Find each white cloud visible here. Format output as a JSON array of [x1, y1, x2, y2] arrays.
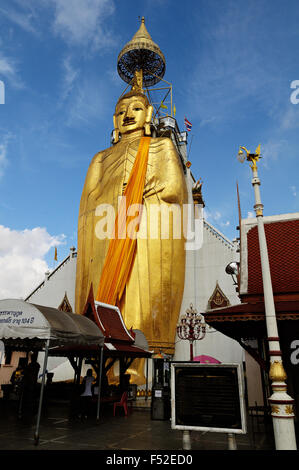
[[280, 106, 299, 130], [261, 140, 288, 168], [64, 75, 111, 127], [1, 1, 116, 52], [0, 53, 23, 88], [0, 133, 14, 178], [61, 55, 80, 100], [290, 186, 297, 197], [50, 0, 115, 50], [0, 4, 38, 35], [247, 211, 255, 218], [221, 220, 230, 227], [0, 56, 16, 77], [204, 208, 231, 228], [0, 226, 65, 299], [0, 144, 8, 178], [189, 4, 284, 123]]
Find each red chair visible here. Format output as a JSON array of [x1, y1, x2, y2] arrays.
[[113, 392, 128, 417]]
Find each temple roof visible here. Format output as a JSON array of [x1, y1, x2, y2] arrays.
[[81, 286, 151, 358], [247, 219, 299, 296], [240, 213, 299, 298], [204, 213, 299, 345]]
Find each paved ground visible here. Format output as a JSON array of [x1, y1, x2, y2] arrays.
[[0, 398, 277, 452]]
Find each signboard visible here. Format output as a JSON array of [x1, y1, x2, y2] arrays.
[[0, 310, 36, 327], [171, 363, 247, 434]]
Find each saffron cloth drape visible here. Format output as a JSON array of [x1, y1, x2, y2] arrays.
[[95, 136, 151, 305]]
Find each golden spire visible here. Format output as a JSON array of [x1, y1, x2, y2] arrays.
[[117, 17, 166, 87], [132, 16, 153, 42]]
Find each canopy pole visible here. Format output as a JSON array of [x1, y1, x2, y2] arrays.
[[145, 358, 149, 401], [96, 346, 104, 421], [34, 339, 50, 445]]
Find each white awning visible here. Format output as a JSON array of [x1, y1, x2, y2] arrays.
[[0, 299, 104, 348]]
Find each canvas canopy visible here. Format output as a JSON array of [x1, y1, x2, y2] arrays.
[[0, 299, 105, 445], [0, 299, 104, 348]]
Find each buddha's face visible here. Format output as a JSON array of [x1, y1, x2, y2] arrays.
[[114, 95, 150, 135]]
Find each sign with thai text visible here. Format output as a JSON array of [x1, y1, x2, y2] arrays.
[[171, 363, 247, 434], [0, 310, 35, 326]]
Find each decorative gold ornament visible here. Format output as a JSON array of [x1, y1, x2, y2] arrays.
[[58, 292, 73, 313], [237, 144, 261, 172], [131, 69, 143, 93], [269, 361, 287, 382], [285, 405, 294, 415], [192, 178, 205, 207], [271, 405, 280, 415], [186, 161, 191, 168]]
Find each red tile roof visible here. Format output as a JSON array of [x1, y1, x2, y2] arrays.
[[81, 284, 150, 357], [247, 219, 299, 295], [94, 304, 134, 343]]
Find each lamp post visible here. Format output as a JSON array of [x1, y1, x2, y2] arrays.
[[237, 145, 297, 450], [177, 304, 206, 361]]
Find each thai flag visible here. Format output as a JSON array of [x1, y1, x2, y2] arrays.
[[184, 116, 192, 132]]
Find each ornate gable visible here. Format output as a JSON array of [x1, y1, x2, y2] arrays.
[[207, 282, 230, 310], [58, 292, 73, 313]]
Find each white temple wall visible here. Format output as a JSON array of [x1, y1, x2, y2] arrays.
[[25, 248, 77, 311], [174, 169, 244, 364], [24, 248, 77, 373]]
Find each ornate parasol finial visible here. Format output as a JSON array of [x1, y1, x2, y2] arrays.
[[117, 17, 166, 88]]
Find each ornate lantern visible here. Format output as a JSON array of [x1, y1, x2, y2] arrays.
[[176, 304, 206, 361]]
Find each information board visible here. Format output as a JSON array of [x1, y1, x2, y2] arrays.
[[171, 363, 247, 434]]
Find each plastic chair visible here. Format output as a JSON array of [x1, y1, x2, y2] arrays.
[[113, 392, 128, 417]]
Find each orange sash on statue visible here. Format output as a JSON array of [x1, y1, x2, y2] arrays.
[[95, 136, 151, 305]]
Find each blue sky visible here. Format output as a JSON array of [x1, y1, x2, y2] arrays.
[[0, 0, 298, 298]]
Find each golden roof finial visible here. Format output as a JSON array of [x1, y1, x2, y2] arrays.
[[117, 17, 166, 87], [133, 16, 152, 41]]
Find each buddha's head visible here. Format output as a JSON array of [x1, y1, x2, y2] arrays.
[[113, 91, 153, 142]]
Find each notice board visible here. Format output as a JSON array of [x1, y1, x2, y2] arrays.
[[171, 363, 247, 434]]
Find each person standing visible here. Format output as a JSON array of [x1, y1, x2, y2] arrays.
[[20, 352, 40, 420], [79, 369, 95, 419]]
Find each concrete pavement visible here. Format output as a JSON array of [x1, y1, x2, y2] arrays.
[[0, 399, 276, 451]]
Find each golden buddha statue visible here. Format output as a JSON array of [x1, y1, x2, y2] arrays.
[[75, 18, 188, 355]]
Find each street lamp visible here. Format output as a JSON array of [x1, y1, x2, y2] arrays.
[[225, 261, 239, 286], [177, 304, 206, 361], [237, 144, 297, 450]]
